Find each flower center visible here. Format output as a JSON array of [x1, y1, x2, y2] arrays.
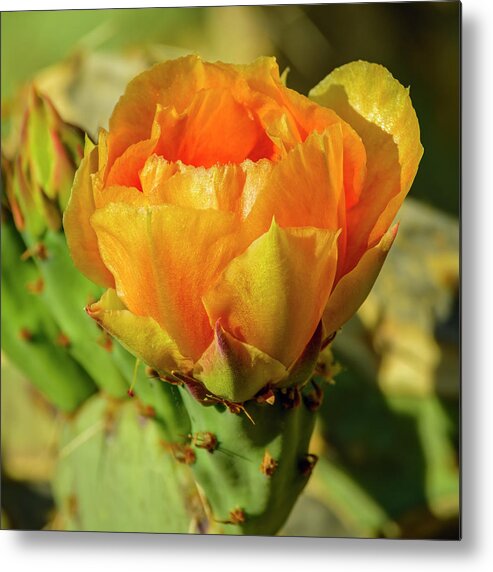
[[153, 88, 277, 168]]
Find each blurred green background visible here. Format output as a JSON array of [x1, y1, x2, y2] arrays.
[[1, 2, 460, 216], [1, 3, 460, 538]]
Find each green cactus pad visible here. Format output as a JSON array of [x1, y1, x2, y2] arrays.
[[53, 394, 198, 533]]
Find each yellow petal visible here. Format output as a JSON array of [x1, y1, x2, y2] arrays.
[[63, 136, 114, 287], [277, 320, 323, 389], [91, 203, 237, 361], [139, 154, 274, 221], [194, 320, 287, 403], [323, 224, 398, 337], [138, 154, 179, 198], [87, 288, 191, 374], [140, 155, 244, 212], [94, 184, 146, 209], [204, 220, 339, 368], [310, 61, 423, 271]]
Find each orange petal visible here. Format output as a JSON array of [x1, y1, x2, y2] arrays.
[[106, 56, 282, 171], [323, 223, 398, 337], [245, 126, 346, 237], [87, 288, 192, 374], [154, 88, 275, 167], [63, 136, 114, 287], [105, 137, 158, 189], [310, 61, 423, 270], [194, 320, 287, 403], [91, 203, 237, 361], [204, 220, 339, 368]]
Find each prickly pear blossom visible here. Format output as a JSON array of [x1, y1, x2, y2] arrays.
[[64, 56, 422, 403]]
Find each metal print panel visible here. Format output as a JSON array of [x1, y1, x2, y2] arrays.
[[1, 2, 460, 539]]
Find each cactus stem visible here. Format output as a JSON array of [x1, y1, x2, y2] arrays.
[[298, 453, 319, 477], [260, 450, 278, 477]]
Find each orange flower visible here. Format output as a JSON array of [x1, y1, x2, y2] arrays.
[[64, 56, 422, 403]]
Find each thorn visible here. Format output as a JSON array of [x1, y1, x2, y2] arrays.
[[162, 373, 183, 386], [260, 450, 278, 476], [26, 277, 44, 294], [226, 402, 255, 425], [140, 404, 156, 418], [56, 332, 71, 348], [255, 386, 276, 405], [19, 327, 33, 341], [126, 357, 140, 397], [192, 432, 218, 453], [20, 242, 48, 261], [298, 453, 319, 477], [216, 507, 246, 525], [172, 444, 196, 465]]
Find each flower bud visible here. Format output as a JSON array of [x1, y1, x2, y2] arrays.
[[4, 87, 84, 237], [65, 56, 422, 403]]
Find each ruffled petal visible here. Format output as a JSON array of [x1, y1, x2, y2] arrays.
[[245, 126, 346, 239], [194, 320, 287, 403], [106, 55, 283, 171], [309, 61, 423, 271], [204, 220, 339, 368], [140, 155, 244, 212]]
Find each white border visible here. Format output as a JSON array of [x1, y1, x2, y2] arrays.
[[2, 0, 493, 571]]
